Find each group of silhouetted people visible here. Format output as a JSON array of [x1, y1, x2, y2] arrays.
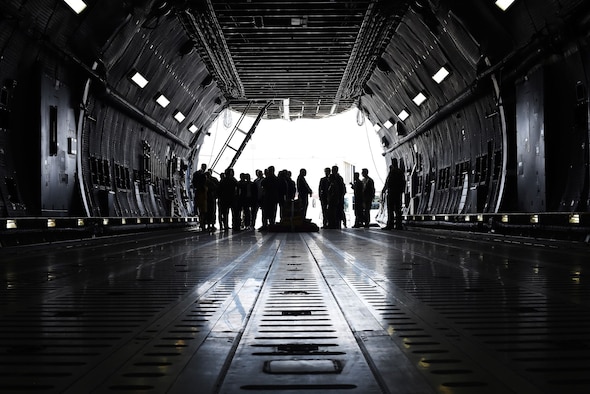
[[318, 165, 378, 229], [192, 159, 405, 232], [191, 164, 313, 232], [350, 168, 376, 228], [318, 165, 345, 229]]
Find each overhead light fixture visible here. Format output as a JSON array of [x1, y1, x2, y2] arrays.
[[373, 123, 381, 132], [188, 124, 198, 133], [383, 120, 393, 129], [174, 111, 186, 123], [155, 93, 170, 108], [569, 214, 580, 224], [63, 0, 87, 13], [413, 92, 427, 106], [398, 109, 410, 121], [432, 66, 450, 83], [495, 0, 515, 11], [130, 71, 149, 88]]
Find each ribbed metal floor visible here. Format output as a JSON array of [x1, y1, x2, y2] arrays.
[[1, 228, 589, 393]]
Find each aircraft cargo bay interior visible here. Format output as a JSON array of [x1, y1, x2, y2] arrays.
[[1, 1, 590, 393]]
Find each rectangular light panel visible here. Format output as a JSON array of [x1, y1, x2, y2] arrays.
[[398, 110, 410, 121], [63, 0, 87, 13], [495, 0, 515, 11], [432, 66, 450, 83], [131, 72, 149, 88], [383, 120, 393, 129], [569, 214, 580, 224], [188, 124, 198, 133], [156, 94, 170, 108], [413, 92, 427, 106], [174, 111, 186, 123]]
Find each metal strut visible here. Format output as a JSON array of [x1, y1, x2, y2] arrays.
[[210, 101, 273, 174], [228, 101, 273, 169], [210, 101, 253, 173]]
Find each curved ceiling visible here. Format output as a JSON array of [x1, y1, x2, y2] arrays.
[[178, 0, 407, 119], [2, 0, 589, 155]]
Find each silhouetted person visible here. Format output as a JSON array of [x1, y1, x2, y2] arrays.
[[277, 170, 289, 220], [351, 172, 363, 228], [206, 169, 218, 231], [382, 158, 405, 230], [230, 171, 242, 230], [238, 173, 257, 229], [286, 171, 296, 220], [191, 163, 208, 230], [217, 172, 225, 229], [252, 169, 264, 228], [261, 166, 280, 229], [327, 165, 345, 229], [318, 167, 331, 228], [361, 168, 375, 228], [297, 168, 312, 218], [237, 173, 247, 229], [218, 168, 238, 231], [286, 171, 296, 202]]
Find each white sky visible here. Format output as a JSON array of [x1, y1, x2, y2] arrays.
[[198, 108, 388, 195]]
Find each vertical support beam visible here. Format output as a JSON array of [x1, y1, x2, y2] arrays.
[[515, 69, 546, 212]]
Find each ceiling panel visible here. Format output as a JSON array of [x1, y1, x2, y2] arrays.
[[179, 0, 407, 119]]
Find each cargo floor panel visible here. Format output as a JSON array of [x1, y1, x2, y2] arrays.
[[0, 228, 588, 393]]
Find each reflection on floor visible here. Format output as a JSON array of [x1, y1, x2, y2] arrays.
[[0, 227, 588, 393]]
